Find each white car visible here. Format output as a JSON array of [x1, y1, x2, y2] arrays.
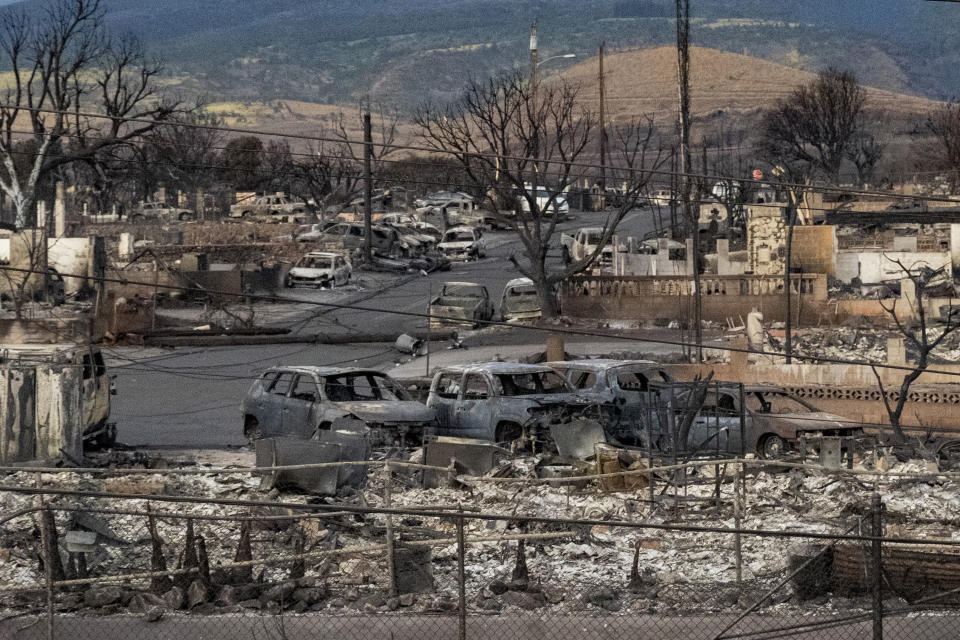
[[438, 226, 486, 260], [517, 186, 570, 217], [285, 252, 351, 288]]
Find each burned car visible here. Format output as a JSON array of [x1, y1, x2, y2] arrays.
[[547, 359, 673, 402], [429, 282, 495, 328], [499, 277, 542, 322], [426, 363, 595, 446], [623, 382, 865, 460], [242, 366, 436, 447], [284, 251, 351, 288]]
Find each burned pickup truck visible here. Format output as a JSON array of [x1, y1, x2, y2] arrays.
[[429, 282, 495, 328], [242, 366, 436, 447], [426, 363, 597, 447]]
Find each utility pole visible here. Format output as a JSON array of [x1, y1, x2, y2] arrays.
[[363, 109, 373, 265], [529, 22, 538, 102], [598, 41, 607, 191], [675, 0, 701, 363], [529, 22, 539, 217]]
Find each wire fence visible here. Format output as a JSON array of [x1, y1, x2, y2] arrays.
[[1, 459, 959, 640]]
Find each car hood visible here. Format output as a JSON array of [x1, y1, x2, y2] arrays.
[[289, 267, 334, 277], [334, 401, 436, 424], [763, 412, 853, 430], [438, 240, 475, 250]]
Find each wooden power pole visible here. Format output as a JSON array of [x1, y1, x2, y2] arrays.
[[363, 109, 373, 265], [675, 0, 702, 363], [598, 42, 607, 191]]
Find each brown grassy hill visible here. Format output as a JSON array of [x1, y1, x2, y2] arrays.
[[558, 46, 940, 125]]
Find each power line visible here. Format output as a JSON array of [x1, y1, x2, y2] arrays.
[[3, 101, 960, 206], [5, 263, 960, 379]]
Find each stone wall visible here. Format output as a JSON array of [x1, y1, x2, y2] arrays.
[[745, 204, 786, 275]]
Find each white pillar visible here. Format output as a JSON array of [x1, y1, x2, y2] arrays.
[[54, 181, 66, 237]]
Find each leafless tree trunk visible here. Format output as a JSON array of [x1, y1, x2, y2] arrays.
[[759, 68, 873, 184], [927, 101, 960, 193], [871, 261, 960, 448], [0, 0, 184, 229], [416, 72, 666, 318]]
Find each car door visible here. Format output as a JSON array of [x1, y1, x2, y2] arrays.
[[334, 257, 350, 284], [281, 374, 321, 438], [689, 390, 741, 455], [429, 372, 462, 434], [260, 370, 295, 437], [454, 373, 494, 440]]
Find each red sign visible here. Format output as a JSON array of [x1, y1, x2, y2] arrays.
[[752, 169, 763, 181]]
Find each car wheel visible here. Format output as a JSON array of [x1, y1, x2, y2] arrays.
[[758, 434, 786, 459], [93, 422, 117, 449], [244, 416, 260, 443], [293, 208, 304, 214], [284, 277, 293, 288], [241, 211, 252, 218], [562, 246, 571, 264], [178, 212, 193, 221], [495, 422, 523, 445]]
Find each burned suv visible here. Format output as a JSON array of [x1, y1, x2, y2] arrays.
[[242, 366, 436, 447], [426, 363, 594, 446]]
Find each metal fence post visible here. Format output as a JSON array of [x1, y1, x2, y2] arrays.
[[383, 462, 397, 597], [871, 492, 883, 640], [733, 462, 743, 590], [39, 505, 54, 640], [456, 506, 467, 640]]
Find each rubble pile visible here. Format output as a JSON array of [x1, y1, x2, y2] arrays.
[[789, 327, 891, 363], [2, 455, 957, 620]]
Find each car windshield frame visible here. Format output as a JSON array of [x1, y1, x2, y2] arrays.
[[494, 371, 569, 396], [745, 391, 818, 415], [321, 372, 411, 402]]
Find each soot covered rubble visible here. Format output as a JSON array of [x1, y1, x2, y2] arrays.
[[0, 454, 957, 620]]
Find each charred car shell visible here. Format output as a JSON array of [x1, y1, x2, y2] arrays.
[[242, 366, 436, 447]]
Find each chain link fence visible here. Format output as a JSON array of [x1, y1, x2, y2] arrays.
[[1, 459, 959, 640]]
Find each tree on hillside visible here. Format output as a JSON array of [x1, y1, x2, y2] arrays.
[[927, 100, 960, 192], [290, 105, 399, 219], [221, 136, 264, 191], [0, 0, 185, 229], [146, 112, 225, 197], [416, 71, 666, 318], [759, 68, 878, 184]]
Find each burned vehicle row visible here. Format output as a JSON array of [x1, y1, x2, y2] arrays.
[[242, 366, 436, 447], [544, 360, 866, 460]]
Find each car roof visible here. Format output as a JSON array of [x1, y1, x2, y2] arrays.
[[263, 366, 386, 377], [445, 226, 476, 233], [443, 281, 483, 287], [303, 251, 339, 258], [742, 384, 788, 393], [439, 362, 555, 375], [504, 277, 534, 289], [545, 359, 661, 371], [578, 227, 605, 233]]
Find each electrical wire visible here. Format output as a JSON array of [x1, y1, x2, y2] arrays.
[[6, 262, 960, 380], [2, 101, 959, 206]]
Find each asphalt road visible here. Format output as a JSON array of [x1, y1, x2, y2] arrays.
[[109, 208, 668, 449]]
